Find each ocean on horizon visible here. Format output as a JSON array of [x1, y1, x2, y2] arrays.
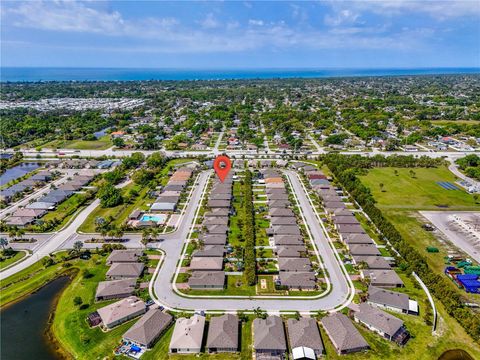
[[1, 67, 479, 82]]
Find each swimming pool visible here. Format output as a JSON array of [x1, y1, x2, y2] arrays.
[[141, 214, 167, 223]]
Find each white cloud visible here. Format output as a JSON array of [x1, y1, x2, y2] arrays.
[[1, 0, 442, 54], [199, 13, 220, 29], [331, 0, 480, 20], [248, 19, 264, 26]]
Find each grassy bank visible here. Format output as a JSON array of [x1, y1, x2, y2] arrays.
[[0, 250, 27, 270]]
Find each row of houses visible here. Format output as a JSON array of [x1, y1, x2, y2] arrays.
[[186, 172, 234, 290], [95, 250, 144, 302], [0, 170, 55, 204], [150, 165, 197, 212], [261, 168, 317, 290], [4, 172, 94, 227], [169, 314, 325, 359], [295, 161, 405, 289]]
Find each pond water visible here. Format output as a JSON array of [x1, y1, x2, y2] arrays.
[[0, 162, 41, 185], [0, 276, 70, 360], [438, 349, 474, 360]]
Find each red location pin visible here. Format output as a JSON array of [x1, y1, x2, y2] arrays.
[[213, 155, 232, 183]]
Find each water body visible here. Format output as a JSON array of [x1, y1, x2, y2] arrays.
[[1, 67, 479, 82], [438, 349, 474, 360], [0, 276, 69, 360], [0, 162, 40, 185]]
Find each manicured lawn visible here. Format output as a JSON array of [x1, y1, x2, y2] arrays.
[[185, 275, 256, 296], [79, 184, 151, 232], [43, 135, 113, 150], [0, 250, 27, 270], [359, 167, 478, 211]]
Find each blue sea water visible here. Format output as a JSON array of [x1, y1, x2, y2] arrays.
[[1, 67, 479, 82]]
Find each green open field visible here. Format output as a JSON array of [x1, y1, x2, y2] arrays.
[[42, 135, 113, 150], [359, 167, 478, 211], [357, 165, 480, 355]]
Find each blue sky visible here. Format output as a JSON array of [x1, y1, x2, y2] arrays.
[[1, 0, 479, 68]]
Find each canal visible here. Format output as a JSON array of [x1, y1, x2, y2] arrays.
[[0, 276, 69, 360], [0, 162, 41, 185]]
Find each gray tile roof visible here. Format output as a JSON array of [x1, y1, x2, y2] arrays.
[[106, 262, 144, 278], [206, 314, 239, 350], [95, 278, 136, 299], [354, 303, 404, 336], [349, 244, 381, 256], [367, 286, 410, 311], [278, 258, 312, 272], [276, 245, 307, 258], [188, 271, 225, 287], [254, 316, 287, 351], [192, 245, 225, 257], [123, 309, 173, 347], [362, 270, 404, 287], [321, 313, 368, 353], [279, 272, 316, 289], [107, 250, 143, 264], [353, 256, 391, 269], [190, 257, 224, 271], [287, 318, 324, 353]]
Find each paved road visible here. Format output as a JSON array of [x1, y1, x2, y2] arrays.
[[0, 179, 131, 279], [15, 146, 480, 161], [150, 170, 353, 312], [448, 158, 480, 189]]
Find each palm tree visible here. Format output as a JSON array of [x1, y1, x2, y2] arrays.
[[114, 228, 124, 242], [16, 228, 25, 240], [379, 183, 385, 192], [100, 228, 108, 242], [142, 228, 151, 244], [150, 228, 160, 242], [0, 237, 8, 250], [8, 227, 17, 240]]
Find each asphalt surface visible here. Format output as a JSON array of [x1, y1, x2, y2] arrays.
[[150, 170, 353, 312]]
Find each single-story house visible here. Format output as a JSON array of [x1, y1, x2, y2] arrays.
[[106, 262, 144, 280], [169, 315, 206, 353], [367, 286, 419, 315], [95, 278, 137, 301], [278, 272, 316, 290], [268, 199, 291, 208], [203, 217, 229, 226], [97, 296, 146, 329], [188, 271, 226, 289], [206, 314, 239, 353], [270, 216, 297, 226], [361, 270, 404, 288], [192, 244, 225, 257], [26, 201, 56, 210], [278, 258, 312, 272], [205, 225, 228, 234], [207, 200, 231, 208], [204, 208, 230, 217], [352, 256, 391, 269], [123, 309, 173, 348], [343, 233, 375, 245], [271, 225, 301, 236], [354, 303, 410, 344], [151, 202, 177, 212], [190, 257, 224, 271], [273, 235, 304, 246], [287, 318, 324, 358], [253, 316, 287, 358], [349, 244, 381, 257], [200, 234, 227, 245], [106, 250, 143, 265], [320, 313, 369, 355], [269, 208, 294, 217], [276, 245, 307, 258], [337, 224, 365, 234], [5, 216, 35, 227]]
